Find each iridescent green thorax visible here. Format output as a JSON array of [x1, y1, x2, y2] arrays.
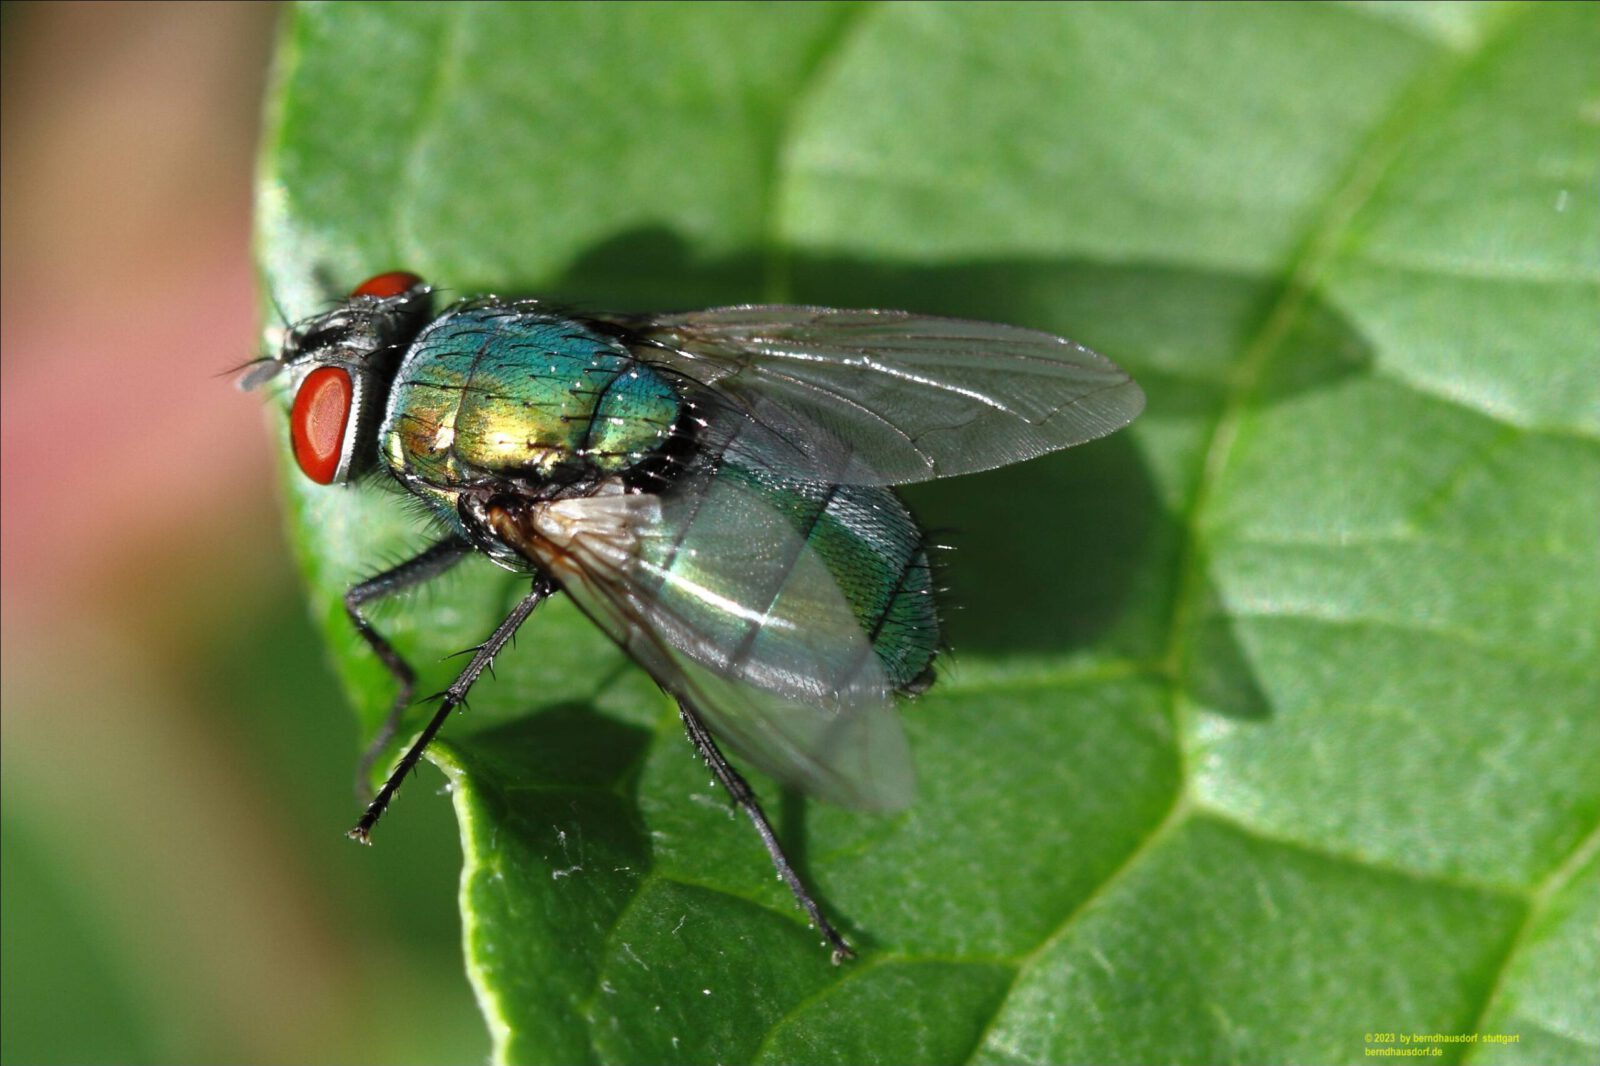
[[380, 307, 679, 499]]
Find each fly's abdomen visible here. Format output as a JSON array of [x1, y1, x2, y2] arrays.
[[643, 460, 940, 697], [755, 476, 938, 693], [381, 308, 679, 490], [805, 483, 939, 692]]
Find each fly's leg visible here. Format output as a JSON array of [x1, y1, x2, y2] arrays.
[[677, 700, 855, 963], [349, 574, 555, 843], [345, 537, 473, 797]]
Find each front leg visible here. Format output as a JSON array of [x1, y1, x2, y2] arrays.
[[350, 574, 555, 842], [344, 536, 473, 796]]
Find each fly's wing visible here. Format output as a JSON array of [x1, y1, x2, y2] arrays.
[[486, 476, 914, 813], [604, 306, 1145, 486]]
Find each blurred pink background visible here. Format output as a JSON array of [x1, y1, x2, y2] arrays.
[[1, 5, 481, 1061]]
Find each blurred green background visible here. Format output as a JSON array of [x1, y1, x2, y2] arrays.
[[0, 4, 486, 1063]]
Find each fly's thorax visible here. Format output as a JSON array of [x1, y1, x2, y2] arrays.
[[380, 307, 682, 492]]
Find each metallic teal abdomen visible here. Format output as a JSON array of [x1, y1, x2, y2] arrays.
[[381, 307, 679, 491], [739, 468, 938, 692], [643, 459, 939, 695], [803, 481, 938, 690]]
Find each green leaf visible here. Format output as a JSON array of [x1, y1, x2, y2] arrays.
[[256, 3, 1600, 1063]]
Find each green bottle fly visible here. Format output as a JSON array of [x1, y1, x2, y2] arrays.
[[248, 270, 1144, 960]]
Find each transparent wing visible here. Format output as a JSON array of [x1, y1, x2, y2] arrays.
[[605, 305, 1145, 486], [486, 477, 914, 812]]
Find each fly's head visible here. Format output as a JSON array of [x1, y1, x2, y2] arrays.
[[243, 271, 433, 485]]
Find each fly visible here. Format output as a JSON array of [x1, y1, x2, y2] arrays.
[[244, 270, 1144, 961]]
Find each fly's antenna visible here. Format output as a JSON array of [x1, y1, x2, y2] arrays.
[[228, 278, 294, 390], [232, 356, 284, 391]]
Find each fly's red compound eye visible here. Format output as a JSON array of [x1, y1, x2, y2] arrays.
[[351, 271, 423, 299], [291, 366, 353, 484]]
